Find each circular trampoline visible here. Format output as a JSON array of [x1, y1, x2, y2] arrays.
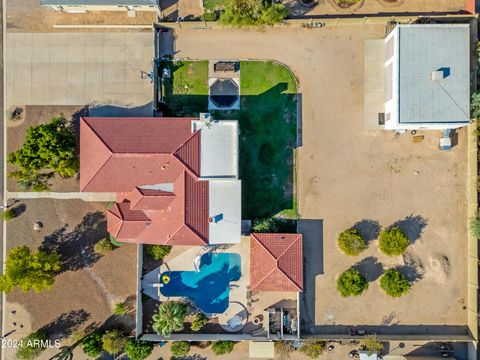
[[210, 79, 239, 108]]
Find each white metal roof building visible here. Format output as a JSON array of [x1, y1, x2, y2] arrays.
[[382, 24, 470, 130]]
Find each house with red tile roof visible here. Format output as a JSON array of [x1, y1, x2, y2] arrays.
[[250, 233, 303, 292], [80, 116, 241, 246]]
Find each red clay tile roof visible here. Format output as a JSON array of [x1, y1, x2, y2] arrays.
[[81, 117, 209, 246], [250, 233, 303, 292]]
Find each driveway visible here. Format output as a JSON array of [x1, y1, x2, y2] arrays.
[[169, 25, 469, 334], [6, 32, 153, 108]]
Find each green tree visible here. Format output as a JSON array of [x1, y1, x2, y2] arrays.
[[361, 335, 384, 355], [380, 269, 411, 297], [102, 329, 125, 355], [275, 340, 294, 359], [94, 238, 116, 256], [2, 209, 16, 220], [190, 312, 208, 332], [144, 244, 172, 261], [379, 227, 410, 256], [220, 0, 287, 27], [299, 340, 326, 359], [124, 339, 154, 360], [152, 301, 188, 337], [337, 228, 366, 256], [336, 268, 368, 297], [170, 341, 190, 357], [114, 302, 127, 316], [0, 246, 60, 293], [211, 341, 235, 355], [16, 331, 49, 360], [82, 332, 103, 358], [8, 116, 79, 185]]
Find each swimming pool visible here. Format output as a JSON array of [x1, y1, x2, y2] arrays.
[[160, 252, 241, 314]]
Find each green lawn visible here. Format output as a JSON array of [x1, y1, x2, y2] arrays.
[[160, 60, 298, 219], [202, 0, 225, 10]]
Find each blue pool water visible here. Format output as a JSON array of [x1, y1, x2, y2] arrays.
[[160, 253, 241, 314]]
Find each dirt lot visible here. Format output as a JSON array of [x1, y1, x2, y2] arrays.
[[7, 105, 85, 192], [4, 199, 137, 359], [6, 0, 156, 32], [168, 24, 469, 332]]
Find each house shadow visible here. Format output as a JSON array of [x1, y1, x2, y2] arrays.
[[39, 212, 107, 274], [297, 219, 323, 335]]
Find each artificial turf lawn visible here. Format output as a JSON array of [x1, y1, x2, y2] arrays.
[[162, 60, 297, 219]]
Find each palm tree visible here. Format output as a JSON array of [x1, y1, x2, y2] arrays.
[[152, 301, 188, 337]]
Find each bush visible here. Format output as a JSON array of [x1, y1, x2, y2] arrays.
[[299, 340, 326, 359], [212, 341, 235, 355], [380, 269, 411, 297], [378, 227, 409, 256], [152, 301, 188, 337], [124, 339, 154, 360], [275, 340, 294, 359], [472, 92, 480, 119], [109, 234, 123, 247], [170, 341, 191, 357], [190, 312, 208, 332], [7, 107, 23, 121], [252, 217, 279, 233], [102, 329, 125, 355], [360, 335, 384, 355], [337, 228, 366, 256], [220, 0, 288, 27], [16, 331, 49, 360], [2, 209, 16, 220], [144, 244, 172, 261], [201, 10, 220, 21], [470, 214, 480, 238], [114, 302, 127, 316], [0, 246, 61, 293], [94, 238, 115, 256], [82, 332, 103, 358], [336, 268, 368, 297]]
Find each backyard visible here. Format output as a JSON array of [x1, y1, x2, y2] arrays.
[[160, 60, 298, 219]]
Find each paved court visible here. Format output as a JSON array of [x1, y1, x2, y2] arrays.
[[6, 33, 154, 108]]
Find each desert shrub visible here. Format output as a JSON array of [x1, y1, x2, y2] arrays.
[[94, 238, 115, 256], [102, 329, 125, 355], [470, 214, 480, 238], [211, 340, 235, 355], [144, 244, 172, 261], [2, 209, 16, 220], [380, 269, 411, 297], [275, 340, 294, 359], [152, 301, 188, 336], [124, 339, 154, 360], [190, 312, 208, 332], [299, 340, 326, 358], [82, 332, 103, 358], [114, 302, 127, 316], [336, 268, 368, 297], [252, 217, 279, 232], [378, 227, 409, 256], [7, 107, 23, 121], [16, 331, 49, 360], [109, 234, 123, 247], [361, 335, 384, 355], [337, 228, 366, 256], [171, 341, 191, 357]]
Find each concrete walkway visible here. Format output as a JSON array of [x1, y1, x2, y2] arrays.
[[6, 191, 115, 202]]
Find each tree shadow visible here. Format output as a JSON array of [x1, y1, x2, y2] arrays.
[[353, 219, 381, 244], [39, 212, 107, 274], [392, 214, 427, 244], [11, 203, 26, 217], [39, 309, 90, 339], [352, 256, 384, 282], [381, 311, 400, 326], [397, 253, 424, 282]]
